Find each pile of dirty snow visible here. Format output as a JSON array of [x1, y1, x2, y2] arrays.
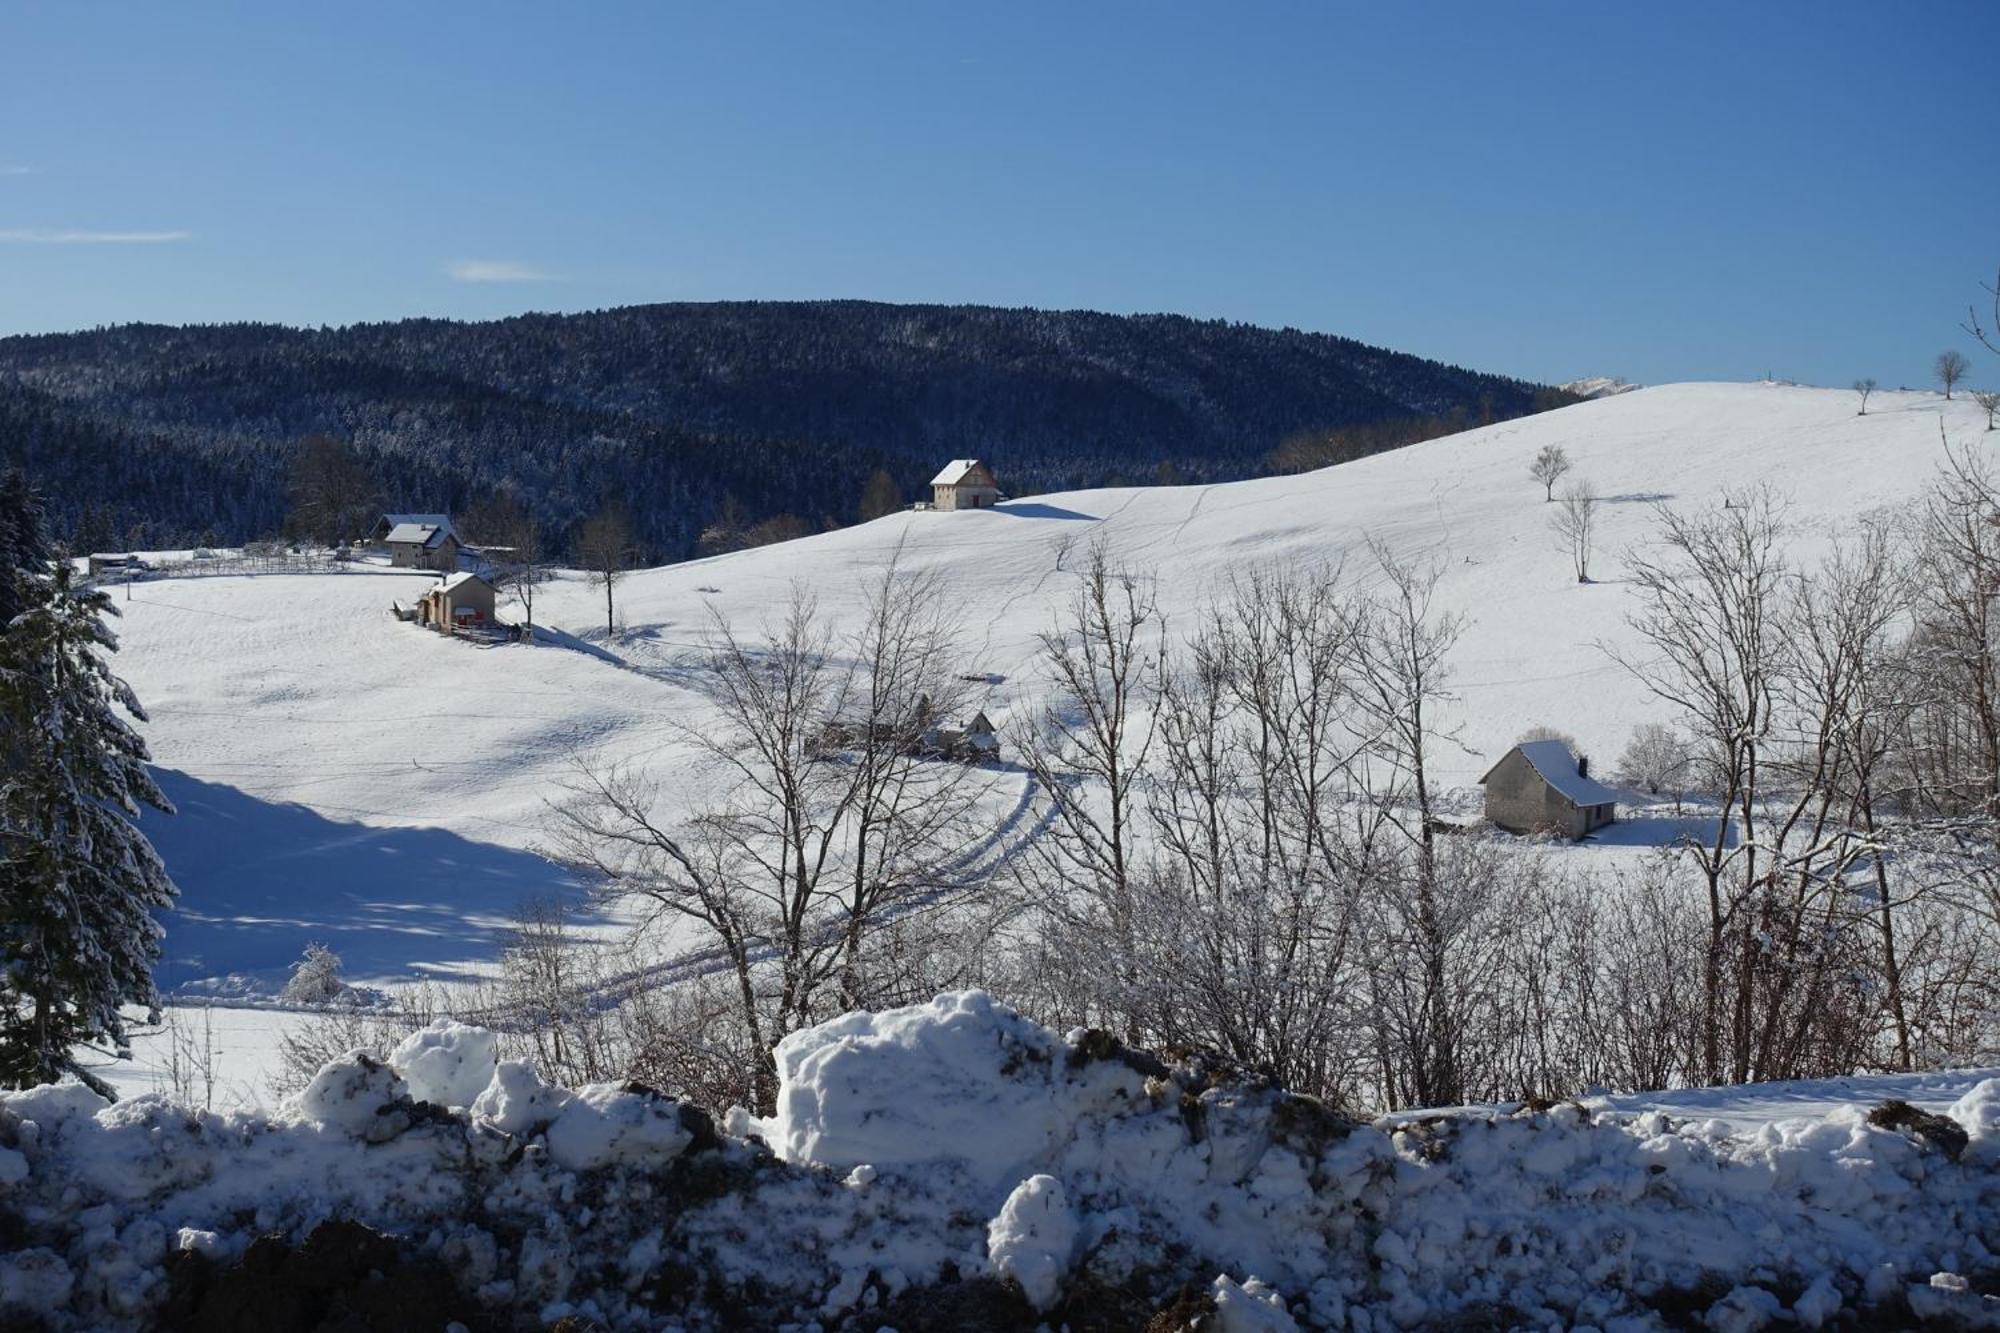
[[3, 991, 1996, 1330]]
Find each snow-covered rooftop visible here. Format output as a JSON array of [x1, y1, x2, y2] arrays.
[[1495, 739, 1621, 807], [385, 522, 451, 548], [437, 571, 488, 593], [930, 458, 991, 487]]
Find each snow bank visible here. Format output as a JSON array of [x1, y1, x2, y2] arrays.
[[3, 993, 1996, 1330]]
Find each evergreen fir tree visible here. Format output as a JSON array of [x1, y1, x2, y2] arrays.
[[0, 480, 176, 1095]]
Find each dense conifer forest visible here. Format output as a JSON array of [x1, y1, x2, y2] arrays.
[[0, 301, 1563, 559]]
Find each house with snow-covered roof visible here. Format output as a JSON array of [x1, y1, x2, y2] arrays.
[[381, 518, 461, 572], [930, 459, 1003, 512], [416, 570, 495, 632], [1480, 739, 1618, 839]]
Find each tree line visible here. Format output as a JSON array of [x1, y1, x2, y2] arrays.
[[0, 301, 1553, 560]]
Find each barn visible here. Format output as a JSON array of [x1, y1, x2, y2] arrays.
[[1480, 739, 1619, 839], [930, 460, 1003, 511]]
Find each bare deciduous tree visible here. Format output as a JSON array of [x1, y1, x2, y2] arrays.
[[1973, 390, 2000, 432], [545, 561, 987, 1109], [1614, 722, 1693, 801], [1549, 482, 1597, 582], [1529, 444, 1573, 502], [1936, 349, 1970, 400], [470, 493, 545, 638], [576, 505, 631, 637], [1853, 378, 1877, 415]]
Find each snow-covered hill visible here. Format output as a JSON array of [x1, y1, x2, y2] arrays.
[[106, 382, 1993, 1010]]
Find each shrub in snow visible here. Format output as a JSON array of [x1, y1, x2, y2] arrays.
[[290, 1050, 412, 1141], [543, 1082, 697, 1173], [389, 1020, 498, 1109], [986, 1173, 1078, 1311], [279, 941, 345, 1004]]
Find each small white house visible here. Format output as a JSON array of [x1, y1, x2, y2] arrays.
[[930, 460, 1003, 511]]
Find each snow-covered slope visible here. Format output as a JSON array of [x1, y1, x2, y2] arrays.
[[109, 383, 1994, 1000]]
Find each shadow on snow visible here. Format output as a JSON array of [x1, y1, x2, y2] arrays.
[[139, 769, 593, 995]]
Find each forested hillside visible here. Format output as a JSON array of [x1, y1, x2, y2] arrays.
[[0, 301, 1559, 558]]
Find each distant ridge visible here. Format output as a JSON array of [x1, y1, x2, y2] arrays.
[[0, 300, 1562, 557]]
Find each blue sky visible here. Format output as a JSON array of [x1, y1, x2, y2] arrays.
[[3, 2, 1995, 388]]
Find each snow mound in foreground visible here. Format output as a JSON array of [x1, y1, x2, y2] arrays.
[[3, 991, 1997, 1330]]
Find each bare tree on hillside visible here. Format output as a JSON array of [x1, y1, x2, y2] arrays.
[[577, 505, 631, 637], [1610, 490, 1789, 1083], [470, 493, 545, 637], [545, 565, 985, 1109], [1974, 390, 2000, 431], [1349, 543, 1475, 1106], [1550, 482, 1598, 582], [284, 435, 375, 547], [1614, 722, 1693, 801], [1936, 349, 1970, 400], [857, 469, 904, 521], [1529, 444, 1572, 502], [1014, 544, 1166, 1039], [1853, 378, 1877, 415]]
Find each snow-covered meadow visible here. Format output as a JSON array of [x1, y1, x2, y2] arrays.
[[7, 992, 1998, 1330], [78, 381, 2000, 1103]]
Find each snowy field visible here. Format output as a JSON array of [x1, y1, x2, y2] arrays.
[[90, 381, 1999, 1102]]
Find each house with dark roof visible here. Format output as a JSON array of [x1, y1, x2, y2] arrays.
[[930, 459, 1003, 512], [1480, 739, 1618, 839]]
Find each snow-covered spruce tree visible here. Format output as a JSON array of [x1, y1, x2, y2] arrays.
[[0, 479, 176, 1095]]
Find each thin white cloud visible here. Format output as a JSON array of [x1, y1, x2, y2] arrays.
[[0, 166, 32, 177], [446, 258, 552, 283], [0, 227, 191, 244]]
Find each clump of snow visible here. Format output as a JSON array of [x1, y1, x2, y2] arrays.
[[471, 1059, 572, 1135], [1209, 1274, 1300, 1332], [543, 1082, 694, 1172], [771, 989, 1146, 1192], [1948, 1076, 2000, 1165], [390, 1019, 499, 1109], [986, 1173, 1078, 1311], [290, 1050, 411, 1141]]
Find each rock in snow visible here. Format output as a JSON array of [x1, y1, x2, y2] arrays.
[[3, 991, 1997, 1331]]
